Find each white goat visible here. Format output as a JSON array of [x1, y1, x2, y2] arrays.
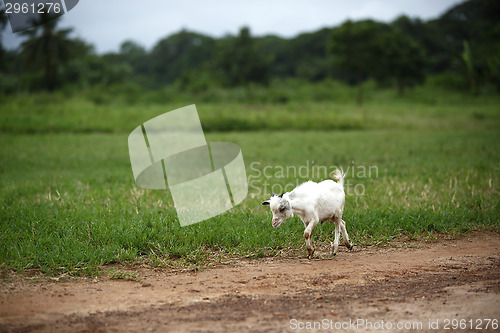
[[262, 170, 353, 258]]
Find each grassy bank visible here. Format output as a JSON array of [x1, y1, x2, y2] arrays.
[[1, 82, 499, 134]]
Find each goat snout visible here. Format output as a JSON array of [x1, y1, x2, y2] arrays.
[[272, 219, 282, 228]]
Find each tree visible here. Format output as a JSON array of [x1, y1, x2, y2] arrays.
[[217, 27, 270, 86], [119, 41, 147, 73], [254, 35, 289, 77], [392, 15, 448, 75], [149, 30, 216, 86], [461, 40, 475, 93], [0, 8, 6, 36], [255, 28, 332, 81], [375, 30, 427, 95], [290, 28, 333, 81], [19, 13, 79, 91], [429, 0, 500, 90], [330, 19, 427, 101], [0, 9, 7, 71], [329, 20, 390, 104]]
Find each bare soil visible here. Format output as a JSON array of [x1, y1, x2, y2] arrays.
[[1, 231, 499, 332]]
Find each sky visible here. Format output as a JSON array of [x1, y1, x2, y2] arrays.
[[2, 0, 463, 54]]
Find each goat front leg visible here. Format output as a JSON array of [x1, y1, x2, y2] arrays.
[[303, 219, 318, 259], [340, 219, 354, 250], [330, 222, 340, 256]]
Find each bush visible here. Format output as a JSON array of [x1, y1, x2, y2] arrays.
[[427, 72, 468, 91]]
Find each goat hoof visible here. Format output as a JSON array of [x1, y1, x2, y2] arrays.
[[348, 244, 354, 251]]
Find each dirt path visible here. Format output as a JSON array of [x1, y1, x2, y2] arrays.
[[1, 231, 499, 332]]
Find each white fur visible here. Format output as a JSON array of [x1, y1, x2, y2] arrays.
[[262, 170, 353, 258]]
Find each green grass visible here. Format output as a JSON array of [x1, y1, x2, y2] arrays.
[[1, 81, 499, 134], [0, 86, 499, 276]]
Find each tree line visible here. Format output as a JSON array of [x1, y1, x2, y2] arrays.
[[0, 0, 498, 101]]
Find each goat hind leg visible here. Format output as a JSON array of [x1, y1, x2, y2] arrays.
[[340, 219, 354, 250]]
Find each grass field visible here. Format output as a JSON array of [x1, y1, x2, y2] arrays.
[[1, 85, 499, 276]]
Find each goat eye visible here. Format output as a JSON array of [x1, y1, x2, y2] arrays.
[[279, 206, 285, 212]]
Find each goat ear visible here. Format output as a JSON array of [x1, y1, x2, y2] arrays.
[[262, 200, 270, 206], [278, 193, 284, 198], [271, 192, 276, 197]]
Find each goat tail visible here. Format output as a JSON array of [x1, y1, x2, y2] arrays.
[[330, 169, 345, 187]]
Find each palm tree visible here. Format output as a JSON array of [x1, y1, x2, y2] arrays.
[[20, 13, 75, 91], [0, 9, 7, 71], [0, 8, 6, 29], [0, 9, 7, 48]]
